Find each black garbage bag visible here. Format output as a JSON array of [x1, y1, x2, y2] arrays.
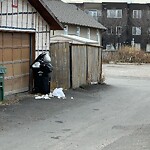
[[30, 53, 46, 68], [31, 53, 53, 94], [40, 62, 53, 74], [31, 53, 51, 68]]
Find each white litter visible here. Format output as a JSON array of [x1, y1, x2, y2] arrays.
[[49, 92, 54, 98], [44, 94, 51, 99], [35, 95, 44, 99], [71, 97, 74, 100], [35, 94, 51, 100], [34, 88, 66, 100], [91, 81, 98, 85], [43, 53, 51, 62], [52, 88, 66, 99], [32, 62, 40, 68]]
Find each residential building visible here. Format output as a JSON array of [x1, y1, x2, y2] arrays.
[[44, 0, 106, 46], [128, 3, 150, 51], [0, 0, 63, 95], [102, 2, 128, 50], [73, 2, 150, 51]]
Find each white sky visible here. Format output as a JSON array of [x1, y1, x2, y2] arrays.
[[62, 0, 149, 3]]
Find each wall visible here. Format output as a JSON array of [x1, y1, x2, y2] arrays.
[[51, 24, 101, 46]]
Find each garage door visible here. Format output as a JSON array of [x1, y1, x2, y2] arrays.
[[0, 32, 31, 95]]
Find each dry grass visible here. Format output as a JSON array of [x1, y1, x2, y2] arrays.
[[103, 46, 150, 64]]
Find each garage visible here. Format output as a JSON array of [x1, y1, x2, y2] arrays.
[[0, 0, 63, 96], [0, 32, 34, 95]]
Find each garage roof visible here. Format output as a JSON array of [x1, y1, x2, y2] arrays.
[[28, 0, 63, 30], [39, 0, 106, 30]]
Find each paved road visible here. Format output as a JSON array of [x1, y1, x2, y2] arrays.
[[103, 63, 150, 79], [0, 64, 150, 150]]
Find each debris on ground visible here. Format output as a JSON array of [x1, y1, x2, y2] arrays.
[[52, 88, 66, 99], [0, 93, 32, 106], [35, 94, 51, 100], [35, 88, 66, 100]]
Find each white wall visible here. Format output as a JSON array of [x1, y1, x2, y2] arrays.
[[52, 24, 102, 46], [0, 0, 51, 57]]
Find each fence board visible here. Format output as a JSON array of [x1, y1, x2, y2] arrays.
[[87, 46, 102, 84], [71, 45, 87, 88], [50, 42, 70, 90]]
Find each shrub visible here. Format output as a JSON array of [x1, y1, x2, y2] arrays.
[[103, 46, 150, 64]]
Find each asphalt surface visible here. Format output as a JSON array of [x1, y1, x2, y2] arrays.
[[1, 63, 150, 150]]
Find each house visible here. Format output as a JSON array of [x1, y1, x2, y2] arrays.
[[0, 0, 63, 95], [41, 0, 106, 46], [73, 2, 150, 51]]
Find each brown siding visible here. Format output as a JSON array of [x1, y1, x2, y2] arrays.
[[0, 32, 32, 95]]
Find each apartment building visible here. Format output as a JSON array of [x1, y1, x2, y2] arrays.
[[73, 2, 150, 51], [128, 3, 150, 51]]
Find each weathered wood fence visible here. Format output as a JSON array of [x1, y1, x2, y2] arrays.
[[50, 42, 102, 89]]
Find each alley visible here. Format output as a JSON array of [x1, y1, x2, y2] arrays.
[[0, 64, 150, 150]]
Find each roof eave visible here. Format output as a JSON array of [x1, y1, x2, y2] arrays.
[[61, 21, 107, 31], [28, 0, 63, 30]]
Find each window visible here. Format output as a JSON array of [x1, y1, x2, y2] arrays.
[[64, 25, 68, 35], [107, 26, 113, 35], [133, 10, 142, 19], [116, 26, 122, 35], [87, 28, 90, 39], [132, 27, 141, 35], [96, 29, 100, 42], [107, 9, 122, 18], [146, 44, 150, 52], [76, 26, 80, 36], [135, 43, 141, 50], [88, 10, 98, 17], [106, 44, 115, 51], [12, 0, 18, 8], [148, 27, 150, 35], [86, 9, 101, 20]]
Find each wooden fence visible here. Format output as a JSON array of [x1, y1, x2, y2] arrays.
[[50, 42, 102, 89]]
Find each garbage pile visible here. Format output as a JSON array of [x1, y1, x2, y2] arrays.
[[35, 88, 66, 100], [31, 53, 69, 100], [31, 53, 53, 94]]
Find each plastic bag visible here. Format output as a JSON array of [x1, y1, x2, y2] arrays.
[[32, 62, 40, 68], [52, 88, 66, 99], [43, 53, 51, 62]]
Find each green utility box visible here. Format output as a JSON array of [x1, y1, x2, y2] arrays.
[[0, 66, 6, 101]]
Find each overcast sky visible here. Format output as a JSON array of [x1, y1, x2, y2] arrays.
[[62, 0, 149, 3]]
